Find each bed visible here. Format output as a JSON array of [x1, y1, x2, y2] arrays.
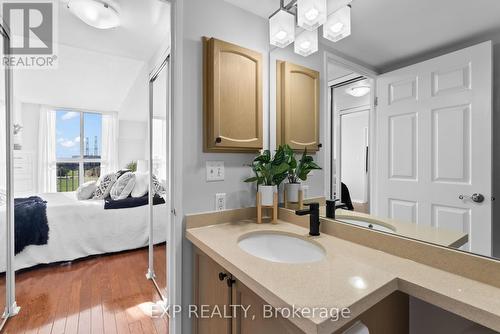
[[0, 191, 168, 272]]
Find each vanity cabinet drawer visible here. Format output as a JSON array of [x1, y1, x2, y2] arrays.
[[203, 37, 263, 153]]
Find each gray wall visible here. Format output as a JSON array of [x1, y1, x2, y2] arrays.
[[180, 0, 270, 332]]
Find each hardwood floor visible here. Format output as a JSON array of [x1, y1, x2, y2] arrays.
[[152, 245, 167, 298], [2, 246, 168, 334]]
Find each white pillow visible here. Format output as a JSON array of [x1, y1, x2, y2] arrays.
[[76, 181, 97, 200], [131, 172, 149, 198], [110, 172, 136, 200]]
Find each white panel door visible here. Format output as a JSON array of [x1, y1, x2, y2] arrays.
[[376, 41, 492, 256]]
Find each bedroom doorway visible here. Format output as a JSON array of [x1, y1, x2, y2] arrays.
[[148, 54, 170, 301]]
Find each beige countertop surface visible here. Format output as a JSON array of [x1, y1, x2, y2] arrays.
[[187, 219, 500, 334], [319, 208, 468, 248]]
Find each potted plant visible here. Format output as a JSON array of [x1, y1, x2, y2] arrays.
[[244, 146, 289, 206], [284, 146, 321, 202]]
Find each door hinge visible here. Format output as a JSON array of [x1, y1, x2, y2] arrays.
[[374, 97, 379, 107]]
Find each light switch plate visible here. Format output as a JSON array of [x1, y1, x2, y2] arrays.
[[215, 193, 226, 211], [206, 161, 224, 181]]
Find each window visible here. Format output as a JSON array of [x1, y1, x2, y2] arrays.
[[56, 110, 102, 192]]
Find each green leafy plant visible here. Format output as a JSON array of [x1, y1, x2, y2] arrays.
[[285, 146, 321, 183], [244, 146, 289, 186], [126, 161, 137, 172]]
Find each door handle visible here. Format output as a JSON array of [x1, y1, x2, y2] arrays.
[[459, 193, 485, 203]]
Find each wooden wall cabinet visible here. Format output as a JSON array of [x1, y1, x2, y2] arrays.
[[203, 37, 263, 153], [277, 61, 320, 152], [193, 248, 409, 334]]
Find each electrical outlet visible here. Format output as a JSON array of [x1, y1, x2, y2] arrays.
[[215, 193, 226, 211], [206, 161, 224, 182]]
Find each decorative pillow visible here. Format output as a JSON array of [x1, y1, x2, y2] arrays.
[[93, 173, 118, 199], [110, 172, 136, 200], [131, 172, 149, 198], [76, 181, 97, 200], [152, 174, 167, 195]]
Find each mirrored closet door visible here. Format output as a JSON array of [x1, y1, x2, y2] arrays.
[[148, 55, 170, 299], [1, 22, 13, 330]]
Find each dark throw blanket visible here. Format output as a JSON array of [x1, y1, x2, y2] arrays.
[[14, 196, 49, 254], [104, 194, 165, 210]]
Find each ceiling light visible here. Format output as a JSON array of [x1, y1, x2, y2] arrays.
[[269, 9, 295, 48], [347, 85, 370, 97], [294, 29, 318, 57], [323, 5, 351, 42], [297, 0, 327, 31], [67, 0, 120, 30]]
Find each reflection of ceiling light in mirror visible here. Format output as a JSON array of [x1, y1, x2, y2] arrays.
[[323, 5, 351, 42], [269, 9, 295, 48], [347, 85, 370, 97], [298, 0, 327, 31], [294, 29, 318, 57], [67, 0, 120, 29], [349, 276, 367, 290]]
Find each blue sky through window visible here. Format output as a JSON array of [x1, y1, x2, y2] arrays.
[[56, 110, 102, 159]]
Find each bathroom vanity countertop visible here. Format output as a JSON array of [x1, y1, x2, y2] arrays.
[[319, 207, 468, 248], [187, 220, 500, 334]]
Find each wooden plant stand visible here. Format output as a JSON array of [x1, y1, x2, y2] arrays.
[[284, 189, 304, 210], [256, 191, 278, 224]]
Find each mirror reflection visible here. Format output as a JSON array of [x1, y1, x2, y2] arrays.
[[271, 2, 500, 260], [0, 27, 6, 324]]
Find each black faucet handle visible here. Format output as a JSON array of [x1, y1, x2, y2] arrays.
[[304, 202, 320, 210]]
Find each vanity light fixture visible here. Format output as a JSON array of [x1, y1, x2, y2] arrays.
[[346, 85, 370, 97], [323, 5, 351, 42], [269, 0, 352, 57], [297, 0, 327, 31], [294, 29, 318, 57], [269, 9, 296, 48], [67, 0, 120, 30]]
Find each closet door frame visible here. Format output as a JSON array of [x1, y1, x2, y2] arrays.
[[1, 22, 20, 330], [147, 53, 171, 301]]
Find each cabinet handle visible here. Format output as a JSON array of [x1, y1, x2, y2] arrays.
[[317, 143, 322, 148], [226, 277, 236, 287], [218, 272, 227, 281], [215, 137, 222, 144]]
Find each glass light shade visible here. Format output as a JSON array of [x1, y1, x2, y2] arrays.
[[68, 0, 120, 29], [297, 0, 327, 31], [294, 29, 318, 57], [269, 9, 295, 48], [346, 85, 370, 97], [323, 5, 351, 42]]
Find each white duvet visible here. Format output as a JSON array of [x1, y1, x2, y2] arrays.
[[0, 192, 168, 272]]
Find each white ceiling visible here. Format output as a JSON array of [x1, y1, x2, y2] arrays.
[[223, 0, 500, 72], [58, 0, 170, 61]]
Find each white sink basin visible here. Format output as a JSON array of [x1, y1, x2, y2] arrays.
[[238, 232, 326, 264], [337, 218, 395, 233]]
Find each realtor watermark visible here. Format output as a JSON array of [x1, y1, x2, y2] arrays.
[[1, 0, 58, 69], [150, 303, 351, 323]]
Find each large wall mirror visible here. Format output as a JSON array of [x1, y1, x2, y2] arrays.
[[270, 1, 500, 262]]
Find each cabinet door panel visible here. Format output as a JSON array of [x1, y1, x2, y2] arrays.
[[280, 61, 320, 152], [232, 280, 303, 334], [194, 250, 231, 334], [204, 38, 263, 152]]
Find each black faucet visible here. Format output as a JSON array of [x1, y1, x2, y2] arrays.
[[325, 198, 349, 220], [295, 202, 321, 236]]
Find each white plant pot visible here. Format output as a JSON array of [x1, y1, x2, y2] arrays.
[[259, 185, 277, 206], [285, 183, 301, 202]]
